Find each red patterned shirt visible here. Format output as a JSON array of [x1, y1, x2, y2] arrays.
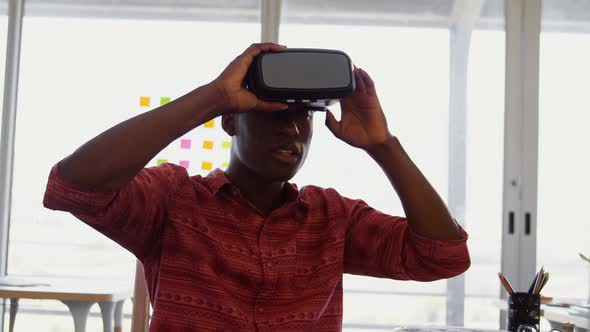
[[43, 162, 470, 332]]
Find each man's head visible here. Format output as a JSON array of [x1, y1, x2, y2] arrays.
[[221, 103, 314, 182]]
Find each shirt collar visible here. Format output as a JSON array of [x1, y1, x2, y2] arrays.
[[206, 168, 309, 207], [207, 168, 233, 194]]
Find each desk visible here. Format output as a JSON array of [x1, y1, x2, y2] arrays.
[[0, 276, 133, 332], [393, 326, 508, 332], [497, 300, 590, 331], [543, 306, 590, 331]]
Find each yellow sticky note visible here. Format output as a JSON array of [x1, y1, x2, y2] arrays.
[[202, 140, 214, 150], [201, 161, 213, 171], [157, 159, 168, 165], [140, 96, 150, 107], [204, 119, 215, 128], [222, 162, 229, 168], [222, 141, 231, 149]]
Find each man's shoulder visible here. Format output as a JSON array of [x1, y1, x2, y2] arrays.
[[145, 163, 221, 197], [298, 184, 347, 204]]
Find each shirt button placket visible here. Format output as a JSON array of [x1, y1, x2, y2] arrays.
[[255, 216, 275, 330]]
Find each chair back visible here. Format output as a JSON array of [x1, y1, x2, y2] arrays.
[[131, 260, 150, 332]]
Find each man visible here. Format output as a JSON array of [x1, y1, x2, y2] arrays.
[[44, 43, 470, 331]]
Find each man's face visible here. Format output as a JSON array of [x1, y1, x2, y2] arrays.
[[223, 104, 314, 182]]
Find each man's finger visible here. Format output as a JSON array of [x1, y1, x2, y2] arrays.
[[223, 43, 287, 80], [354, 68, 366, 92], [359, 68, 376, 92], [325, 110, 341, 138], [255, 99, 289, 112], [239, 43, 287, 66]]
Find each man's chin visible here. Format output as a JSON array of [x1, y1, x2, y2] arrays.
[[264, 166, 300, 182], [268, 170, 297, 182]]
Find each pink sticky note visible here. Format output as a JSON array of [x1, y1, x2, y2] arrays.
[[180, 139, 192, 149], [179, 160, 190, 169]]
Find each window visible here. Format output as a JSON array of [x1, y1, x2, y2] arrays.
[[281, 0, 505, 329], [7, 5, 258, 329], [9, 0, 586, 330], [537, 0, 590, 301]]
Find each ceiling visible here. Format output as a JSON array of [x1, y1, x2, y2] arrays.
[[0, 0, 588, 32]]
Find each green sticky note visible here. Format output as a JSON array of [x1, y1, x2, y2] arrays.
[[160, 97, 171, 105], [222, 141, 231, 149], [157, 159, 168, 165]]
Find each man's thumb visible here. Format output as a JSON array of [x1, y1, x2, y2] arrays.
[[325, 110, 341, 138]]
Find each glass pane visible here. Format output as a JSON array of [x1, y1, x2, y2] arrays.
[[281, 22, 450, 328], [538, 0, 590, 302], [9, 13, 258, 329], [464, 16, 505, 329], [281, 0, 505, 328]]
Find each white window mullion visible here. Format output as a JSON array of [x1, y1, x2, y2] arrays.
[[261, 0, 282, 43], [502, 0, 525, 297], [520, 0, 541, 293], [501, 0, 541, 328], [447, 0, 485, 326], [0, 0, 25, 328]]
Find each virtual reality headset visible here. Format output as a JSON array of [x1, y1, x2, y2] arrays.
[[246, 48, 355, 110]]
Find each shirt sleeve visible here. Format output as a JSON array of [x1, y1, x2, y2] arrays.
[[342, 198, 471, 281], [42, 161, 189, 260]]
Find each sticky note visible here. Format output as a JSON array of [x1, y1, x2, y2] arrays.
[[157, 159, 168, 165], [140, 96, 150, 107], [180, 139, 192, 149], [179, 160, 190, 169], [222, 162, 229, 168], [202, 140, 214, 150], [204, 119, 215, 128], [160, 97, 171, 105], [222, 141, 231, 149], [201, 161, 213, 171]]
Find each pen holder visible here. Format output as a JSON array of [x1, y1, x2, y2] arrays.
[[507, 292, 540, 332]]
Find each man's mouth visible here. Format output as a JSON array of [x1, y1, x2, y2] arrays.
[[271, 145, 302, 164]]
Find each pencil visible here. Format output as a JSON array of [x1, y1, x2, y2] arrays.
[[537, 272, 549, 294], [533, 266, 545, 294], [528, 271, 539, 293], [498, 272, 515, 294]]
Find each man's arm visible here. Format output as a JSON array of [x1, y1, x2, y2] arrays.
[[365, 136, 461, 240], [59, 43, 288, 192], [325, 67, 461, 240], [44, 43, 289, 259], [58, 84, 221, 192]]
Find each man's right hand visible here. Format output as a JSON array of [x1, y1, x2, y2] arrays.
[[210, 43, 289, 115]]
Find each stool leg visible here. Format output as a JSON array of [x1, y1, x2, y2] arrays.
[[9, 298, 18, 332], [114, 300, 124, 332], [61, 301, 94, 332], [98, 301, 115, 332]]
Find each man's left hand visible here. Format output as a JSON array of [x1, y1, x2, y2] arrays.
[[325, 67, 392, 150]]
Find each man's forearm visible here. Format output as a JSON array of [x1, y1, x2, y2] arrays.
[[366, 135, 462, 240], [59, 83, 224, 192]]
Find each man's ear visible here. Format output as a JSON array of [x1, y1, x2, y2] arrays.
[[221, 113, 237, 136]]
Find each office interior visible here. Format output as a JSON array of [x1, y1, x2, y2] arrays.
[[0, 0, 588, 331]]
